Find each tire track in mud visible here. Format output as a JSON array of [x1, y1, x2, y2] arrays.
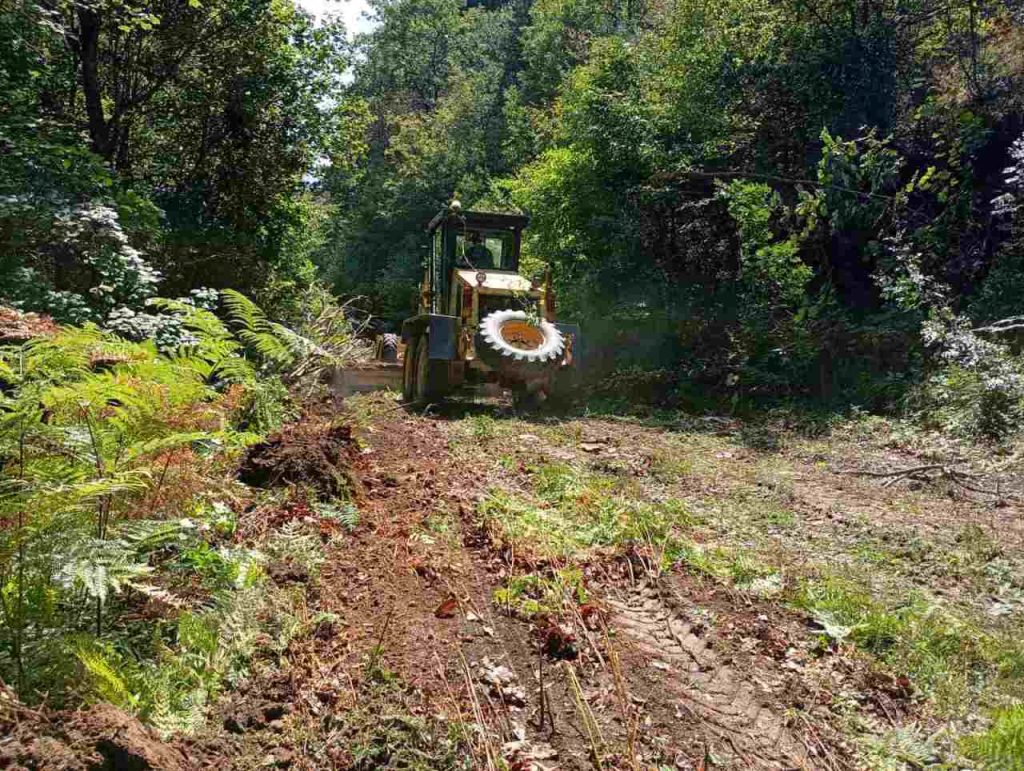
[[607, 583, 811, 769], [331, 404, 851, 769]]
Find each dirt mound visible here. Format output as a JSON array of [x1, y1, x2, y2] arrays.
[[238, 420, 361, 500], [0, 702, 189, 771]]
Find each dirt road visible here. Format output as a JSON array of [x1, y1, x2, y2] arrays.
[[169, 391, 1024, 769]]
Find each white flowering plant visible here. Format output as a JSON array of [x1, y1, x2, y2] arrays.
[[875, 135, 1024, 442], [0, 199, 162, 324]]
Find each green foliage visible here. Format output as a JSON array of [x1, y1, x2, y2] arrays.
[[962, 704, 1024, 770], [265, 522, 326, 579], [919, 361, 1024, 442], [793, 574, 1024, 715], [0, 0, 347, 322], [316, 501, 361, 532], [479, 461, 696, 558], [236, 376, 298, 435], [493, 568, 588, 619], [0, 291, 305, 715], [858, 725, 953, 770], [718, 181, 810, 310], [322, 0, 1024, 432], [176, 543, 262, 591], [74, 580, 303, 735]]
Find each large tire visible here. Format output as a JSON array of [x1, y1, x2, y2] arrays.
[[477, 310, 564, 367], [377, 333, 399, 363], [413, 335, 449, 405], [402, 334, 420, 403], [414, 337, 430, 404]]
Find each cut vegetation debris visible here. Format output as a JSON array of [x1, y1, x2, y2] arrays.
[[438, 398, 1024, 768], [3, 377, 1024, 768]]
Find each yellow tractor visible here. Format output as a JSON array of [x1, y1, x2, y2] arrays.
[[401, 201, 580, 406]]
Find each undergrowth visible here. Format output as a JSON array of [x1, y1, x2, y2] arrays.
[[0, 291, 350, 733], [493, 567, 588, 619], [476, 446, 1024, 766], [478, 461, 778, 596], [478, 461, 697, 561], [313, 679, 473, 770], [961, 703, 1024, 770]]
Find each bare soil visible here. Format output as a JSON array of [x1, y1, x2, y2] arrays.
[[7, 395, 1017, 769], [189, 399, 930, 769], [0, 700, 191, 770], [238, 419, 362, 500]]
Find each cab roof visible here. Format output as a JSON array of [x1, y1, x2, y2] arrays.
[[427, 207, 529, 233]]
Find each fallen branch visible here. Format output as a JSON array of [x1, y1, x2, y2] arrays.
[[838, 463, 945, 480], [837, 463, 947, 487], [836, 463, 1010, 498]]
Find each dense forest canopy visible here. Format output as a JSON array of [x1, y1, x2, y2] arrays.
[[2, 0, 1024, 433], [1, 0, 347, 324], [315, 0, 1024, 432]]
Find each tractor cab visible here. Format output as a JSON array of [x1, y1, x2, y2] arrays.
[[422, 205, 535, 319], [401, 201, 579, 406]]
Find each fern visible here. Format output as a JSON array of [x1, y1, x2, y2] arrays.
[[860, 724, 950, 769], [221, 289, 297, 369], [126, 432, 215, 460], [149, 297, 256, 384], [264, 520, 325, 578], [114, 519, 195, 553], [75, 640, 137, 710], [0, 292, 312, 714], [60, 539, 153, 603], [177, 612, 220, 659], [963, 705, 1024, 770], [317, 501, 360, 531]]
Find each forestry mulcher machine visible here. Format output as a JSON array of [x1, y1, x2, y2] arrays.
[[401, 201, 580, 406]]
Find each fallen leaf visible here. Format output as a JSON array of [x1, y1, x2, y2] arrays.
[[540, 623, 578, 660], [434, 594, 458, 618]]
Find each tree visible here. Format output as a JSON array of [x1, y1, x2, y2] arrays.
[[0, 0, 348, 321]]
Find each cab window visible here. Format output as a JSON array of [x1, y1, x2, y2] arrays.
[[456, 230, 516, 270]]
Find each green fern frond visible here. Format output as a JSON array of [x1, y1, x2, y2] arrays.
[[317, 501, 360, 531], [149, 298, 232, 342], [963, 705, 1024, 770], [114, 519, 195, 553], [222, 289, 301, 369], [75, 639, 137, 710], [220, 290, 267, 335], [30, 470, 151, 514], [126, 432, 212, 460], [177, 612, 220, 659], [212, 354, 257, 384], [61, 539, 153, 603]]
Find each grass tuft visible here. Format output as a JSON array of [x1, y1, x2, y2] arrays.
[[962, 704, 1024, 770]]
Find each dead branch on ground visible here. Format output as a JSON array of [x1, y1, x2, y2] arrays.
[[836, 463, 1014, 500]]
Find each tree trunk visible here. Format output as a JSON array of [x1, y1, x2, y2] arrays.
[[77, 6, 112, 160]]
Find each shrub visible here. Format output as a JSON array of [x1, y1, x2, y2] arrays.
[[0, 201, 162, 325], [0, 291, 318, 712]]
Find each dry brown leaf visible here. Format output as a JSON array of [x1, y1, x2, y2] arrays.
[[434, 594, 458, 618]]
